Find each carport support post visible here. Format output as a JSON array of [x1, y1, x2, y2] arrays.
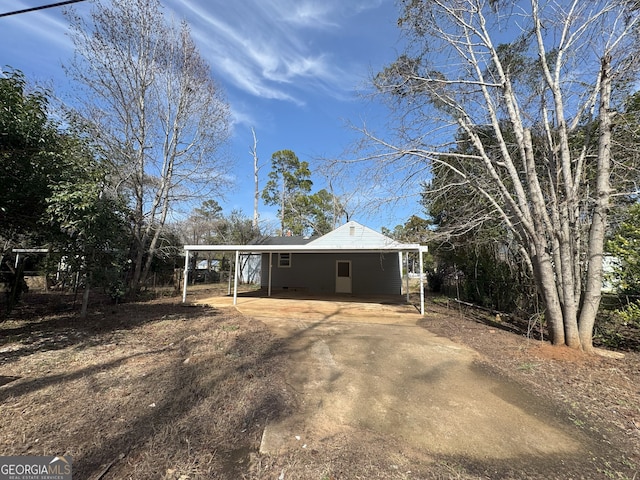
[[419, 246, 426, 315], [268, 252, 273, 297], [405, 252, 409, 303], [233, 250, 239, 305], [182, 250, 190, 303]]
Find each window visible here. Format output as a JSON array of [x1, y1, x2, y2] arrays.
[[337, 261, 350, 277], [278, 253, 291, 268]]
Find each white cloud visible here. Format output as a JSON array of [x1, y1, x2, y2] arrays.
[[229, 104, 257, 130], [279, 2, 338, 28], [3, 5, 74, 51], [3, 0, 385, 104], [167, 0, 378, 102]]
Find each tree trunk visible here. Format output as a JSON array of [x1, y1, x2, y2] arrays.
[[80, 271, 91, 319], [280, 178, 285, 234], [531, 248, 565, 345], [130, 235, 146, 295], [129, 143, 148, 295], [579, 55, 613, 352], [6, 258, 26, 314], [559, 229, 581, 348], [251, 127, 259, 230]]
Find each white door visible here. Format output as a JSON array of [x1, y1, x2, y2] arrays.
[[335, 260, 352, 293]]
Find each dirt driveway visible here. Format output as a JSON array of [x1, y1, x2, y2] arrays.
[[199, 293, 614, 475]]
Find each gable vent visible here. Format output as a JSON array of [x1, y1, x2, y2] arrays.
[[349, 225, 355, 236]]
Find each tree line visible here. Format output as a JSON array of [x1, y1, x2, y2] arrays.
[[372, 0, 640, 351], [1, 0, 234, 316]]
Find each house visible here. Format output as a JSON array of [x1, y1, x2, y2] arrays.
[[182, 221, 428, 314]]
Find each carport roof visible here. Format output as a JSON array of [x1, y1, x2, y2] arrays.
[[183, 220, 426, 253], [183, 243, 423, 253]]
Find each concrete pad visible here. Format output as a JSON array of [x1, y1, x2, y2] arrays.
[[197, 293, 596, 461]]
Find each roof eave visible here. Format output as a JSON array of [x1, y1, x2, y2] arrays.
[[183, 244, 423, 252]]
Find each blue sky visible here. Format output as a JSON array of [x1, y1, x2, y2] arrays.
[[1, 0, 419, 231]]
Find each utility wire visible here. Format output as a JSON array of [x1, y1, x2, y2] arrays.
[[0, 0, 87, 18]]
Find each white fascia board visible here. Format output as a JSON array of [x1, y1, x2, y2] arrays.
[[183, 244, 423, 253]]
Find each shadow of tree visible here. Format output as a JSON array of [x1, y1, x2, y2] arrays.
[[0, 349, 170, 402], [71, 320, 298, 478], [0, 294, 220, 365], [67, 302, 341, 478]]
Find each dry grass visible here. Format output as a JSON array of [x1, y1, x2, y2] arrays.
[[1, 288, 639, 479], [0, 292, 292, 479]]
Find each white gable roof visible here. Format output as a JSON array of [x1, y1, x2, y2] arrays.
[[308, 221, 405, 248]]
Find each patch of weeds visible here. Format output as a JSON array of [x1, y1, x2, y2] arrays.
[[570, 416, 585, 427], [598, 459, 636, 479], [221, 325, 240, 332], [431, 296, 451, 306], [621, 456, 636, 470], [594, 301, 640, 351], [516, 362, 539, 373], [430, 460, 475, 479], [0, 334, 22, 345]]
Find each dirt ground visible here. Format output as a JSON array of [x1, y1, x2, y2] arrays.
[[0, 286, 639, 479]]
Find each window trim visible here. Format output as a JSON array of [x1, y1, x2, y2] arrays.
[[278, 252, 292, 268]]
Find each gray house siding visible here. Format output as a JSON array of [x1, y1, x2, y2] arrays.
[[260, 252, 402, 295]]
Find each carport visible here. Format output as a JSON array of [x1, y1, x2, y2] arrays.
[[181, 242, 429, 315]]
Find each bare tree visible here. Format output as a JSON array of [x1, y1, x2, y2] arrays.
[[65, 0, 231, 293], [250, 127, 260, 231], [318, 155, 370, 225], [368, 0, 640, 351]]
